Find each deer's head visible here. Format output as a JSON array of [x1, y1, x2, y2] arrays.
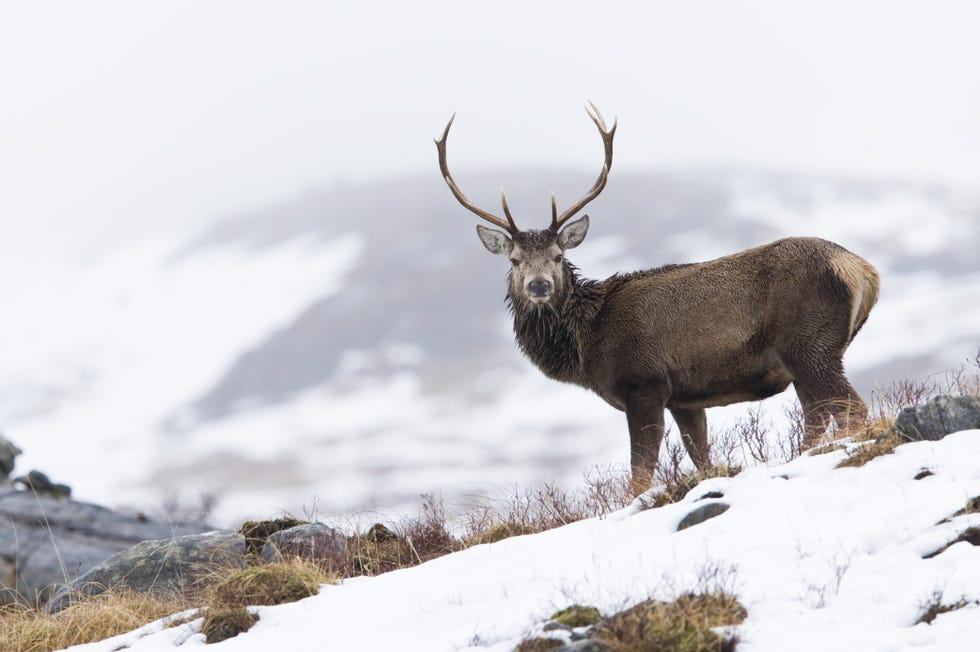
[[435, 103, 615, 306]]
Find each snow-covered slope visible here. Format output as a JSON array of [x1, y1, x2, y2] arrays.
[[0, 170, 977, 525], [65, 430, 980, 652]]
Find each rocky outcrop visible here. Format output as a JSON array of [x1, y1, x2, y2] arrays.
[[894, 395, 980, 441], [259, 523, 347, 563], [44, 531, 246, 612], [0, 429, 213, 607], [0, 488, 213, 607]]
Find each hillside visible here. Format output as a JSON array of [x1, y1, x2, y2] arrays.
[[63, 427, 980, 652], [1, 169, 978, 524]]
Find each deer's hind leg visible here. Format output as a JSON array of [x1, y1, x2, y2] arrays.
[[790, 363, 867, 449], [669, 407, 710, 470]]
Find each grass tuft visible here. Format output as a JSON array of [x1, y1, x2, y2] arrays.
[[550, 604, 602, 628], [591, 592, 746, 652], [208, 559, 326, 608], [837, 429, 907, 469], [514, 637, 564, 651], [201, 606, 257, 643], [644, 466, 741, 509]]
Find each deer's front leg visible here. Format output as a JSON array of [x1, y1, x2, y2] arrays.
[[625, 388, 668, 493]]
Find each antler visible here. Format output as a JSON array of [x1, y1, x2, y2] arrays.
[[549, 101, 616, 232], [435, 114, 519, 235]]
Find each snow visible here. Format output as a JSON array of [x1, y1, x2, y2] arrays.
[[0, 233, 363, 509], [61, 429, 980, 652]]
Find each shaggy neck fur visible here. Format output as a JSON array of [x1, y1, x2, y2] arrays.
[[507, 262, 605, 385]]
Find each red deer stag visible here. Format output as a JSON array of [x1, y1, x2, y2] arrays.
[[435, 104, 879, 487]]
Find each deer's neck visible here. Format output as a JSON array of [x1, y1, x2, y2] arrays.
[[508, 269, 604, 386]]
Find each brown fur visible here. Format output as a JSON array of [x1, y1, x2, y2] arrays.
[[436, 108, 879, 487], [505, 233, 879, 483]]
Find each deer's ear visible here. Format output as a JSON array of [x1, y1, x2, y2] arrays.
[[558, 215, 589, 250], [476, 224, 513, 255]]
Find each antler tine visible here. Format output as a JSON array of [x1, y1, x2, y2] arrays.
[[435, 115, 518, 234], [550, 102, 617, 231]]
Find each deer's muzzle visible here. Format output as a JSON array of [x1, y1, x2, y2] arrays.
[[527, 279, 553, 303]]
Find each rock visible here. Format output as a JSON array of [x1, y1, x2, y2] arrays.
[[12, 470, 71, 498], [677, 502, 730, 531], [0, 488, 212, 607], [260, 523, 347, 563], [894, 395, 980, 442], [44, 531, 245, 613], [0, 432, 21, 481], [239, 517, 309, 555]]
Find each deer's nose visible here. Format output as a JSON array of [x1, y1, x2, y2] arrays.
[[528, 279, 552, 298]]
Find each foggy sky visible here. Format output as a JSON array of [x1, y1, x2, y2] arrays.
[[2, 1, 978, 256]]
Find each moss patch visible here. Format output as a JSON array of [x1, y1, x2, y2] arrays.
[[550, 604, 602, 628]]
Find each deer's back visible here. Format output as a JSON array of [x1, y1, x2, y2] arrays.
[[584, 237, 876, 409]]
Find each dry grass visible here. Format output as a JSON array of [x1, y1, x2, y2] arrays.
[[0, 591, 190, 652], [341, 471, 635, 577], [591, 591, 746, 652], [0, 554, 335, 651], [916, 590, 979, 625], [644, 463, 741, 509], [208, 559, 328, 608], [835, 418, 900, 469]]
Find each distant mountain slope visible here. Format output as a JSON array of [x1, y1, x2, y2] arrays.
[[187, 169, 978, 422]]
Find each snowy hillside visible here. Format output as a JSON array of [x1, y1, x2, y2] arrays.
[[0, 170, 978, 525], [66, 429, 980, 652]]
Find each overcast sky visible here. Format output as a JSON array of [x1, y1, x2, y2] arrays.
[[1, 1, 978, 255]]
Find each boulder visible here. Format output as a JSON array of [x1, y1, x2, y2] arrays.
[[259, 523, 347, 563], [677, 502, 730, 531], [0, 488, 213, 607], [0, 431, 21, 480], [894, 395, 980, 442], [45, 531, 245, 612], [12, 470, 71, 498]]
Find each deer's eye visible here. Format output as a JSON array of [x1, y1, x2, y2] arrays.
[[554, 255, 563, 263], [510, 258, 519, 266]]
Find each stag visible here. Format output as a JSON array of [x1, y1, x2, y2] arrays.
[[435, 104, 879, 486]]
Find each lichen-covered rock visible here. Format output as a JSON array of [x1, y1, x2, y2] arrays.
[[894, 395, 980, 442], [260, 523, 347, 563], [44, 531, 245, 613], [677, 502, 730, 531], [0, 488, 211, 607]]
